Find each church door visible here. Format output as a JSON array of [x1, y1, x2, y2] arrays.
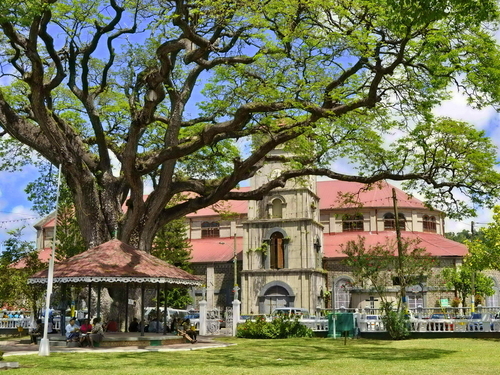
[[259, 285, 293, 314]]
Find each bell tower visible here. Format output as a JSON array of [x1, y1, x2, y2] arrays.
[[241, 148, 326, 314]]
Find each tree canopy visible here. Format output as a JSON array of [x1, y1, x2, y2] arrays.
[[0, 227, 45, 313], [1, 0, 500, 251], [466, 206, 500, 271], [441, 265, 494, 307]]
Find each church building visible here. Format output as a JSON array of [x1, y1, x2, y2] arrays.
[[34, 150, 500, 314]]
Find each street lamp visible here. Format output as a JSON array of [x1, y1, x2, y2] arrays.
[[219, 233, 239, 301]]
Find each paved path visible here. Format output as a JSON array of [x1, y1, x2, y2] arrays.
[[0, 337, 234, 357]]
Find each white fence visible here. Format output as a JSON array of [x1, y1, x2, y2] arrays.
[[0, 316, 70, 331], [300, 318, 329, 332], [357, 316, 500, 333], [0, 318, 32, 330]]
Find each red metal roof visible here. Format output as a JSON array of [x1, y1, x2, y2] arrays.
[[190, 236, 244, 263], [38, 181, 429, 228], [29, 239, 201, 284], [11, 247, 53, 269], [322, 231, 467, 258], [317, 180, 427, 210]]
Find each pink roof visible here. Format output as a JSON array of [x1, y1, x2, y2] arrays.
[[186, 188, 250, 217], [323, 231, 467, 258], [12, 247, 53, 269], [190, 236, 244, 263], [317, 180, 427, 210], [29, 239, 201, 285], [38, 181, 429, 227]]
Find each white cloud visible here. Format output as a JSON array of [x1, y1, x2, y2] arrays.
[[433, 89, 497, 130]]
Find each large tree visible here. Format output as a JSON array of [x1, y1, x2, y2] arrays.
[[1, 0, 500, 251]]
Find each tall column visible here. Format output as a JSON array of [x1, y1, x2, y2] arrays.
[[199, 300, 207, 336], [232, 299, 241, 337], [206, 266, 215, 309]]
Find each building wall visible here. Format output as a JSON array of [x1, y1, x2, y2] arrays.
[[323, 256, 500, 311], [191, 262, 242, 310], [241, 269, 325, 315]]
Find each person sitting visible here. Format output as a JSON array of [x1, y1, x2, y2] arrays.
[[89, 317, 104, 347], [104, 319, 118, 332], [148, 318, 164, 333], [177, 325, 197, 344], [79, 319, 93, 347], [65, 318, 80, 342], [29, 319, 44, 345], [128, 318, 139, 332], [80, 319, 93, 333], [182, 318, 197, 341]]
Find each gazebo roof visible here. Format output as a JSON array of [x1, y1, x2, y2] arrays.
[[28, 239, 202, 286]]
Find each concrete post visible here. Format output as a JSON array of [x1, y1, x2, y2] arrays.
[[232, 299, 241, 337], [199, 300, 207, 336]]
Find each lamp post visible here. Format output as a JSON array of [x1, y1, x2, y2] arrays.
[[219, 234, 240, 337], [219, 233, 239, 301], [39, 165, 62, 357]]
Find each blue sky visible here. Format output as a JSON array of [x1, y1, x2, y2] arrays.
[[0, 165, 40, 248]]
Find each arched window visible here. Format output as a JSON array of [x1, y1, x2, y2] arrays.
[[272, 199, 283, 218], [201, 222, 220, 238], [342, 213, 364, 232], [423, 215, 437, 232], [334, 278, 352, 309], [270, 232, 285, 269], [383, 212, 406, 231], [486, 277, 499, 307]]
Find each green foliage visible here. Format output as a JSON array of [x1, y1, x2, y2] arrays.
[[248, 243, 268, 255], [380, 302, 410, 340], [1, 0, 500, 252], [236, 315, 313, 339], [445, 230, 475, 244], [441, 266, 494, 307], [465, 206, 500, 271], [55, 204, 87, 260], [0, 227, 45, 314], [342, 235, 435, 339], [152, 218, 193, 308], [342, 236, 435, 306]]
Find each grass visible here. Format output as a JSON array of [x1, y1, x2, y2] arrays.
[[4, 337, 500, 375]]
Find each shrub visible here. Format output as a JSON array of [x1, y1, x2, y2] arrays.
[[237, 315, 313, 339], [0, 350, 4, 361], [381, 309, 410, 340]]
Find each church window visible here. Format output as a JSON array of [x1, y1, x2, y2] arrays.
[[201, 222, 220, 238], [383, 212, 406, 230], [342, 213, 364, 232], [423, 215, 437, 232], [334, 278, 352, 309], [272, 199, 283, 218], [270, 232, 285, 269]]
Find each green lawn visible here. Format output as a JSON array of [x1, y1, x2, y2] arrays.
[[3, 337, 500, 375]]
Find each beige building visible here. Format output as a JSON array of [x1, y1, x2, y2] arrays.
[[34, 150, 500, 314]]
